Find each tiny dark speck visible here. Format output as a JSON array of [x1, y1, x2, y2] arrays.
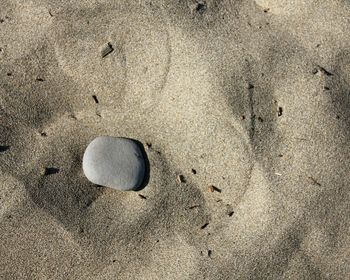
[[146, 142, 152, 148], [208, 250, 212, 257], [44, 167, 60, 176], [228, 211, 234, 217], [318, 66, 334, 76], [196, 1, 207, 14], [191, 168, 197, 174], [138, 194, 147, 199], [36, 77, 45, 82], [278, 107, 283, 117], [7, 73, 12, 76], [84, 199, 93, 208], [177, 174, 186, 183], [112, 260, 116, 263], [201, 223, 209, 229], [0, 145, 10, 152], [101, 42, 114, 58], [248, 83, 254, 89], [92, 95, 99, 103]]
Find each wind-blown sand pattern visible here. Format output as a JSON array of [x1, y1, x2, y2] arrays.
[[0, 0, 349, 279]]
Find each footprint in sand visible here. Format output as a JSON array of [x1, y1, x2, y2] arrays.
[[51, 1, 171, 111], [0, 1, 53, 60]]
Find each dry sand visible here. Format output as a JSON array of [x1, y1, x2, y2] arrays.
[[1, 0, 349, 279]]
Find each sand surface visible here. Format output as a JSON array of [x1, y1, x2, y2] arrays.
[[1, 0, 349, 279]]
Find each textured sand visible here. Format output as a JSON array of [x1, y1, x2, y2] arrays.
[[1, 0, 349, 279]]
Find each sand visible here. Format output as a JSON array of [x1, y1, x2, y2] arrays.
[[0, 0, 349, 279]]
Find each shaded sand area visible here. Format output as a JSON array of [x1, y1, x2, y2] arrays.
[[0, 0, 349, 279]]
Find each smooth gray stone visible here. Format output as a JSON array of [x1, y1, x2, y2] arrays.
[[83, 136, 145, 191]]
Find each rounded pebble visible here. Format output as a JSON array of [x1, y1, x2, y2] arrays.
[[83, 136, 146, 191]]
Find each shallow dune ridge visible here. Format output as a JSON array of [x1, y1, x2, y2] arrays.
[[0, 0, 349, 279]]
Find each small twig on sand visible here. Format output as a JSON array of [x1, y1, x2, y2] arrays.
[[208, 185, 221, 193], [308, 176, 322, 187], [177, 175, 186, 183]]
